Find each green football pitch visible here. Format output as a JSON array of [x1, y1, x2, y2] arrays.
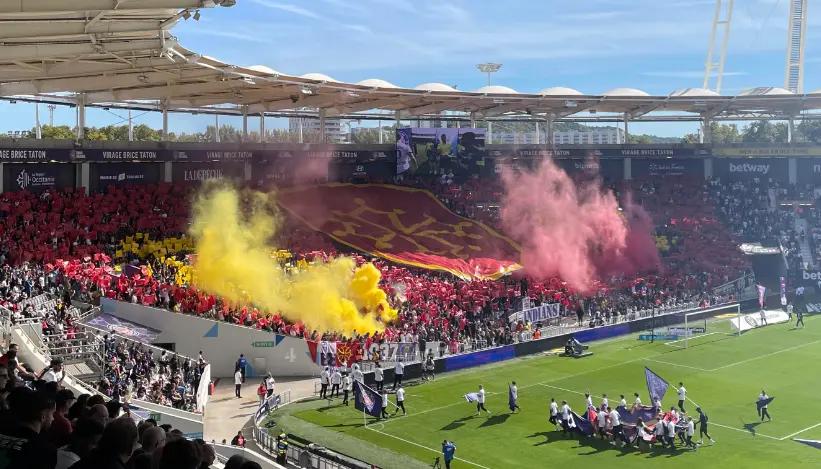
[[266, 315, 821, 469]]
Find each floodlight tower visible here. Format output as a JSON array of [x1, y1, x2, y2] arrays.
[[785, 0, 808, 93], [703, 0, 734, 93], [476, 63, 502, 86]]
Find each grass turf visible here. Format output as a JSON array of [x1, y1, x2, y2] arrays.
[[266, 315, 821, 469]]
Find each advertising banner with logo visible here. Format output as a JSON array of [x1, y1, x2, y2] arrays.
[[631, 158, 703, 179], [487, 146, 706, 159], [3, 163, 75, 193], [260, 149, 391, 163], [796, 158, 821, 185], [713, 146, 821, 157], [329, 160, 395, 183], [74, 149, 171, 162], [90, 162, 161, 191], [711, 158, 788, 183], [0, 148, 72, 162], [173, 150, 253, 162], [172, 161, 245, 183]]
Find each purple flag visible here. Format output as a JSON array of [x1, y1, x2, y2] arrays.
[[757, 284, 766, 308], [795, 439, 821, 450], [644, 367, 670, 403]]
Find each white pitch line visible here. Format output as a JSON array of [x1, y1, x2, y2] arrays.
[[779, 422, 821, 441], [366, 426, 491, 469], [708, 338, 821, 372], [708, 422, 781, 441], [644, 358, 711, 372], [663, 332, 722, 346]]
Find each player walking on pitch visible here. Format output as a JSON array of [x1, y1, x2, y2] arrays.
[[677, 382, 686, 413], [695, 407, 715, 445], [475, 385, 490, 415]]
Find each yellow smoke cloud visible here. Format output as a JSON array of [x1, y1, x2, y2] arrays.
[[189, 185, 396, 335]]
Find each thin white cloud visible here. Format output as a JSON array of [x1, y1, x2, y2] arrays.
[[184, 28, 269, 44], [249, 0, 322, 20], [641, 71, 748, 78]]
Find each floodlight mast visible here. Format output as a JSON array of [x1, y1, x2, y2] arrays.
[[476, 63, 502, 86]]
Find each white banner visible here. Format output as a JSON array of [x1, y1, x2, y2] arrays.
[[366, 342, 417, 362], [729, 309, 789, 332], [509, 303, 561, 324], [195, 364, 211, 413]]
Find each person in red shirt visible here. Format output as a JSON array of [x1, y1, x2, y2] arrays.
[[230, 430, 246, 448], [47, 388, 75, 447]]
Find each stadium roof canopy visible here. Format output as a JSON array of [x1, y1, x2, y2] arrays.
[[2, 1, 821, 123]]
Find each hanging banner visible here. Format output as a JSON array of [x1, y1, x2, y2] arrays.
[[0, 148, 72, 162], [73, 149, 171, 162], [487, 146, 706, 159], [172, 161, 245, 183], [3, 163, 75, 193], [90, 162, 161, 191], [173, 150, 253, 162], [260, 149, 390, 163], [631, 158, 703, 178]]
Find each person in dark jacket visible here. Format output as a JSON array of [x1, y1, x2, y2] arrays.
[[68, 417, 137, 469], [0, 387, 57, 469]]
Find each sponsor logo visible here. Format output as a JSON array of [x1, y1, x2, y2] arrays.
[[729, 163, 770, 174], [647, 162, 686, 174], [252, 341, 275, 348], [16, 169, 56, 190], [0, 149, 48, 160], [813, 164, 821, 174], [573, 161, 599, 170], [100, 172, 145, 182], [184, 169, 224, 181], [206, 151, 251, 160], [802, 271, 821, 281]]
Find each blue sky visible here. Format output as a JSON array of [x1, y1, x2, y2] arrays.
[[3, 0, 820, 137]]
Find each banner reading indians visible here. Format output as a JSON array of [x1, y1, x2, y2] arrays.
[[277, 184, 521, 280]]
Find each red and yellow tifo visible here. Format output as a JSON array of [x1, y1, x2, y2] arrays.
[[277, 184, 521, 280]]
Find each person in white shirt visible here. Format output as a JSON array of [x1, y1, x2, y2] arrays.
[[619, 394, 627, 409], [632, 393, 642, 411], [351, 364, 364, 384], [584, 393, 593, 409], [394, 386, 406, 415], [341, 374, 352, 406], [653, 396, 662, 410], [560, 400, 572, 435], [265, 375, 276, 397], [685, 416, 698, 450], [42, 359, 65, 386], [319, 367, 330, 399], [475, 385, 490, 415], [380, 389, 390, 419], [653, 416, 666, 448], [608, 407, 625, 446], [666, 418, 677, 449], [330, 368, 342, 398], [677, 382, 687, 412], [234, 368, 243, 398], [596, 406, 608, 439], [374, 363, 384, 391], [393, 360, 404, 390], [509, 382, 520, 413], [549, 398, 559, 429], [600, 394, 609, 411], [758, 390, 772, 421]]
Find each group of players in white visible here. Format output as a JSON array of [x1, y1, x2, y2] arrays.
[[535, 382, 717, 451]]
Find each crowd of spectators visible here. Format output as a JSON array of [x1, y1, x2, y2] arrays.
[[0, 176, 763, 373], [96, 336, 203, 412], [0, 367, 223, 469]]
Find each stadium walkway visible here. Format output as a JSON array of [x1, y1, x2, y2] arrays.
[[204, 376, 318, 444]]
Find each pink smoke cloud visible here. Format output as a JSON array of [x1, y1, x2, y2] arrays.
[[500, 159, 660, 293]]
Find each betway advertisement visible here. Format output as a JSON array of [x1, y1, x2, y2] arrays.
[[90, 162, 161, 192], [172, 161, 245, 183], [3, 163, 75, 193], [712, 158, 788, 183]]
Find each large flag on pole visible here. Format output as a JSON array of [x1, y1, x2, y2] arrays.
[[570, 411, 595, 436], [644, 367, 670, 403], [757, 284, 767, 309], [756, 396, 774, 413], [353, 381, 382, 418]]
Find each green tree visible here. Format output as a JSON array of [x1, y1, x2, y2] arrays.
[[741, 120, 788, 143], [797, 120, 821, 143], [37, 125, 76, 139]]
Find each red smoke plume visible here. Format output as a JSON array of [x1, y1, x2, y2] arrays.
[[500, 159, 660, 293]]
